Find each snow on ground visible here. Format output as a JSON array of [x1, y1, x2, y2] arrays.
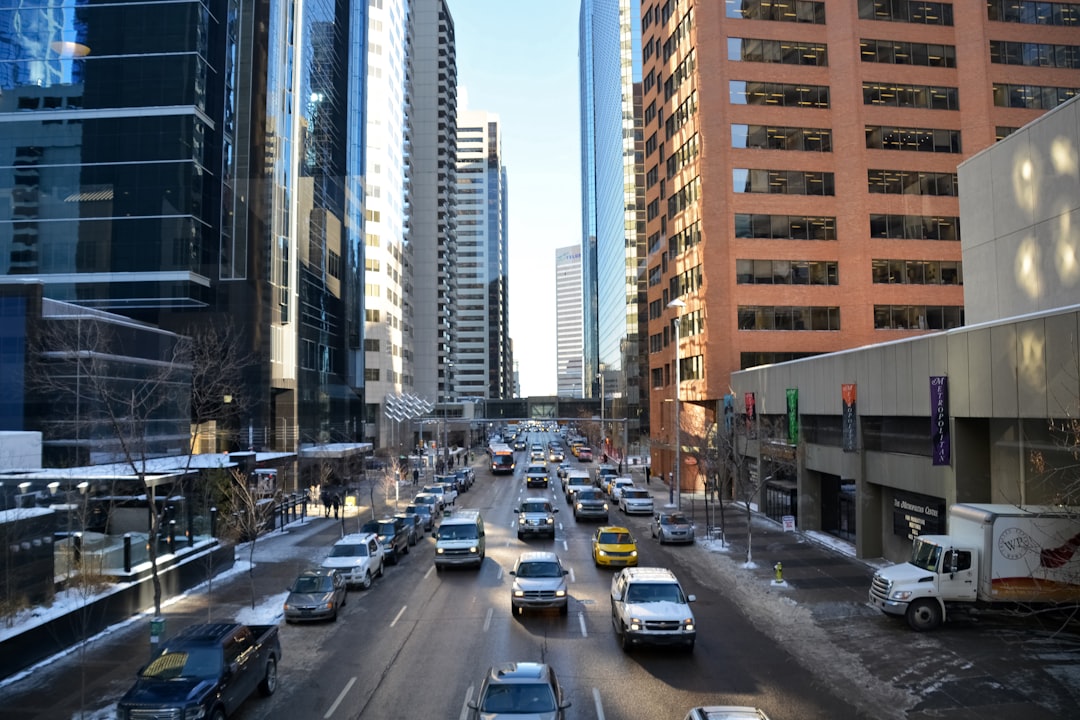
[[236, 591, 288, 625], [70, 702, 117, 720]]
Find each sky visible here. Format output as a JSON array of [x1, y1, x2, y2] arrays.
[[449, 0, 582, 397]]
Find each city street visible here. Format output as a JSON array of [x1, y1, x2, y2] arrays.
[[2, 448, 1079, 720]]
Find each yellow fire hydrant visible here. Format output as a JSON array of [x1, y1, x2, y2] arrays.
[[774, 562, 783, 583]]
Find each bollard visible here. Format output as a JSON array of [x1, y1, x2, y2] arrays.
[[210, 507, 218, 538], [168, 520, 176, 554], [301, 494, 308, 522], [73, 532, 83, 566], [123, 533, 132, 573], [774, 561, 783, 583]]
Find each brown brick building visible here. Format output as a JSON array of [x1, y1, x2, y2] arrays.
[[642, 0, 1080, 487]]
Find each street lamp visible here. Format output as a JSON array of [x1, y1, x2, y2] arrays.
[[668, 298, 687, 509], [597, 371, 604, 459]]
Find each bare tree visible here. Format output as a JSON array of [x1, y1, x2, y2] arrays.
[[209, 467, 265, 610]]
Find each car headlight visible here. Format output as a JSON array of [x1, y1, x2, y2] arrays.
[[469, 545, 478, 553], [602, 503, 609, 510], [629, 550, 638, 557], [597, 549, 608, 556], [576, 503, 583, 510], [555, 589, 566, 597], [629, 618, 642, 631], [546, 517, 554, 524], [891, 590, 912, 600], [436, 547, 445, 554], [184, 708, 208, 720], [513, 589, 525, 597], [283, 603, 291, 611]]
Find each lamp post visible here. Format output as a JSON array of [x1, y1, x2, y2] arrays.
[[597, 371, 604, 458], [668, 298, 687, 509]]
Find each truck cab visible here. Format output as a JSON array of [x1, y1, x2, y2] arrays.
[[869, 534, 978, 630]]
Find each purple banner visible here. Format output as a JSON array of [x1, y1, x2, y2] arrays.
[[930, 376, 950, 466]]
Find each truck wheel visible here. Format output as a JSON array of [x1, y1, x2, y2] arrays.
[[906, 599, 942, 631], [259, 657, 278, 696], [559, 602, 568, 616], [360, 571, 372, 590], [209, 708, 226, 720], [620, 623, 631, 650]]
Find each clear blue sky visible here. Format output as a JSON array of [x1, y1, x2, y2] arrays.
[[450, 0, 582, 397]]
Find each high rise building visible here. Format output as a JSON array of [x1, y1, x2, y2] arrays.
[[456, 109, 512, 399], [362, 0, 413, 447], [411, 0, 459, 407], [555, 245, 584, 397], [642, 0, 1080, 482], [580, 0, 647, 455], [0, 0, 368, 455]]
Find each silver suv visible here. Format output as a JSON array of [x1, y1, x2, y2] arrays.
[[509, 551, 569, 616], [610, 566, 696, 651], [468, 662, 571, 719], [515, 498, 557, 539]]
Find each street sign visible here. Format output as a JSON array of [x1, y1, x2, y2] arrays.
[[782, 515, 796, 532]]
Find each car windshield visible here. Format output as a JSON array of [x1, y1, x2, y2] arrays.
[[624, 582, 686, 603], [578, 490, 599, 500], [328, 543, 368, 558], [663, 513, 689, 525], [598, 531, 633, 544], [141, 647, 223, 681], [438, 525, 478, 540], [516, 561, 562, 578], [481, 683, 556, 713], [911, 538, 942, 572], [360, 522, 380, 534], [291, 575, 332, 593], [522, 502, 549, 513], [423, 486, 443, 495], [624, 490, 648, 499]]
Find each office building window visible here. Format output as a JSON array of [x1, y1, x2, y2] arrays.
[[858, 0, 954, 25], [874, 305, 963, 329], [863, 82, 959, 110], [730, 81, 830, 107], [669, 220, 702, 254], [732, 124, 832, 151], [664, 49, 696, 100], [728, 38, 828, 65], [665, 91, 698, 139], [871, 259, 962, 284], [990, 40, 1080, 67], [664, 8, 693, 61], [860, 39, 956, 67], [733, 168, 836, 195], [738, 306, 841, 331], [869, 214, 959, 240], [996, 126, 1020, 141], [736, 260, 839, 285], [866, 126, 961, 153], [726, 0, 825, 23], [677, 354, 705, 381], [993, 83, 1080, 109], [667, 134, 700, 177], [668, 176, 701, 217], [735, 214, 837, 240], [867, 169, 958, 195], [742, 352, 821, 369], [987, 1, 1080, 25]]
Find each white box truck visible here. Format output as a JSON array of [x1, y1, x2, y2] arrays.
[[869, 503, 1080, 630]]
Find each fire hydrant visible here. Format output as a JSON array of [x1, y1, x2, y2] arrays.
[[774, 562, 784, 583]]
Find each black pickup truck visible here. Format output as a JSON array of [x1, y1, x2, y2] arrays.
[[116, 622, 281, 720]]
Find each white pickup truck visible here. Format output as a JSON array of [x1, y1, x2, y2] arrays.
[[610, 566, 696, 651]]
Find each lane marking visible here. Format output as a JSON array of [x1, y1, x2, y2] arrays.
[[483, 607, 493, 632], [390, 605, 406, 627], [562, 539, 569, 552], [459, 685, 475, 720], [592, 687, 605, 720], [578, 611, 588, 638], [324, 676, 356, 718], [424, 565, 435, 580], [496, 566, 504, 581], [568, 567, 575, 583]]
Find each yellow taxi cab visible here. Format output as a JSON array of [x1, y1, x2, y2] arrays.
[[592, 526, 638, 568]]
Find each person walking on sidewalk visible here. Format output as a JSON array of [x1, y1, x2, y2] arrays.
[[321, 489, 330, 517], [412, 467, 419, 485], [332, 494, 341, 519]]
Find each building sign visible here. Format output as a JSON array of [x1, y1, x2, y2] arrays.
[[930, 376, 950, 466], [892, 490, 946, 541], [744, 392, 756, 433], [786, 388, 798, 445], [841, 384, 857, 452]]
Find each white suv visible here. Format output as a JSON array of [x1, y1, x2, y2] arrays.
[[610, 566, 696, 651], [322, 533, 385, 590]]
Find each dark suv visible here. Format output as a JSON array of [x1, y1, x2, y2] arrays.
[[361, 517, 410, 565]]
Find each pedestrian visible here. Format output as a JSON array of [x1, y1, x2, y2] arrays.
[[412, 468, 419, 485], [645, 465, 651, 485], [332, 494, 340, 519], [321, 489, 330, 517]]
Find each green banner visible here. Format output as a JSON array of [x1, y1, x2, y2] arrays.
[[786, 388, 799, 445]]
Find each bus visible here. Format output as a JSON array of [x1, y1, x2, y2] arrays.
[[490, 443, 515, 475]]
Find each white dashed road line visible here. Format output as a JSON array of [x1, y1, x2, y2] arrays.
[[578, 611, 588, 638], [483, 607, 493, 632], [389, 605, 406, 627], [593, 687, 606, 720], [324, 676, 356, 718]]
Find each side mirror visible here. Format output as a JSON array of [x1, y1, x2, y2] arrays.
[[687, 594, 697, 602], [559, 700, 573, 710], [467, 701, 478, 711], [562, 569, 569, 575], [553, 508, 559, 513], [513, 508, 520, 514], [509, 570, 517, 576]]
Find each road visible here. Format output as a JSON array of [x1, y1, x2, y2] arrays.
[[3, 430, 1079, 719]]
